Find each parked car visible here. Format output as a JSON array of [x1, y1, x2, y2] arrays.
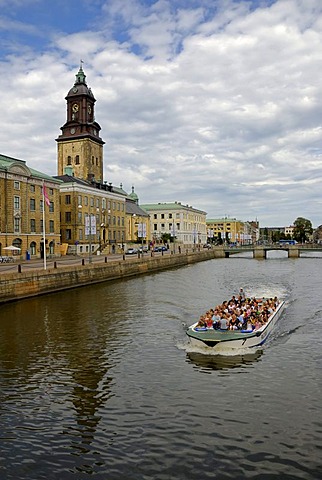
[[125, 248, 138, 255], [154, 245, 168, 252], [138, 246, 149, 253]]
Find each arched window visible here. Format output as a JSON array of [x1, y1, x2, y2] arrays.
[[75, 155, 80, 165], [30, 242, 36, 255]]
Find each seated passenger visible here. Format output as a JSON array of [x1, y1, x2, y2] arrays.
[[206, 315, 213, 328], [219, 316, 229, 330]]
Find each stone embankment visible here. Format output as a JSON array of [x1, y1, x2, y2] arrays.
[[0, 250, 222, 304]]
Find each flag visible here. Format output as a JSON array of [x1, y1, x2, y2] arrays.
[[43, 184, 50, 207]]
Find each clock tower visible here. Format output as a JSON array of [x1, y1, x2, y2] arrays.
[[56, 64, 104, 182]]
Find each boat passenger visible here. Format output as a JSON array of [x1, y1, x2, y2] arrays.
[[219, 316, 229, 330], [239, 288, 246, 300]]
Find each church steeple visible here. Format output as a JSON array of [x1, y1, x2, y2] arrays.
[[56, 63, 105, 182]]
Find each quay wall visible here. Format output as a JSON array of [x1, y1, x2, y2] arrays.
[[0, 250, 216, 304]]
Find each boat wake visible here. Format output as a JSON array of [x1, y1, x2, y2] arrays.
[[177, 339, 263, 357], [177, 341, 263, 370]]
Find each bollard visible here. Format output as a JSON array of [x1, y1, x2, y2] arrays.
[[105, 256, 108, 263], [123, 254, 125, 260], [18, 264, 22, 273], [54, 261, 57, 269], [82, 259, 85, 266]]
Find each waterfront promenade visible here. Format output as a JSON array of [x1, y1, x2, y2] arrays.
[[1, 244, 321, 304]]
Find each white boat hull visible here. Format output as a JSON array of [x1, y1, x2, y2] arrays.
[[187, 301, 285, 353]]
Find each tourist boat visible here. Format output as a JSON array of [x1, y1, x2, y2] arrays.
[[186, 298, 285, 352]]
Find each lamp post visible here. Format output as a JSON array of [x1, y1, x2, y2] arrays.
[[171, 224, 176, 254]]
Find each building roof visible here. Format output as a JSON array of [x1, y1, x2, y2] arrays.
[[141, 201, 207, 215], [54, 175, 130, 198], [207, 218, 240, 223], [0, 153, 62, 184], [126, 199, 149, 217]]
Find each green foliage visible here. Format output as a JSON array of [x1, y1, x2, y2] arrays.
[[293, 217, 313, 243], [161, 233, 171, 243]]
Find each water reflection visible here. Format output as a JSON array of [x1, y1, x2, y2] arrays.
[[186, 349, 263, 371]]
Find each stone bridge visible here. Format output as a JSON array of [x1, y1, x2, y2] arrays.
[[219, 244, 322, 259]]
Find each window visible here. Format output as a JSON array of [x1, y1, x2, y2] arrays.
[[96, 198, 100, 208], [169, 213, 172, 219], [65, 195, 71, 205], [102, 198, 106, 209], [154, 214, 157, 219], [154, 223, 157, 230], [78, 195, 82, 206], [90, 197, 94, 207], [14, 181, 20, 190], [30, 219, 36, 233], [14, 196, 20, 210], [49, 221, 54, 233], [49, 188, 54, 195], [92, 156, 94, 165], [79, 228, 83, 240], [65, 212, 71, 222], [14, 217, 20, 233], [49, 202, 54, 213], [30, 198, 36, 211], [66, 229, 72, 240], [30, 242, 36, 255], [84, 196, 88, 206], [75, 155, 80, 165], [78, 212, 82, 223], [67, 156, 72, 165], [161, 214, 165, 219], [30, 184, 35, 193]]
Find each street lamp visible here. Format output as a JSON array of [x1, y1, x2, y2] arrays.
[[171, 223, 176, 254]]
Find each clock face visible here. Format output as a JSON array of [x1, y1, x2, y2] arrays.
[[73, 87, 78, 93], [88, 104, 92, 114], [72, 103, 79, 113], [70, 128, 76, 134]]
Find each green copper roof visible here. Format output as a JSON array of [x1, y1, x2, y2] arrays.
[[0, 153, 62, 184], [141, 202, 206, 214]]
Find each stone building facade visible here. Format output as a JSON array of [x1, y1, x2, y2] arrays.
[[0, 154, 61, 258]]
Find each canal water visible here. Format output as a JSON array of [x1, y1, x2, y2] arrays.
[[0, 252, 322, 479]]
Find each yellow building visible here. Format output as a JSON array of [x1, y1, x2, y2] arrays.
[[56, 173, 127, 255], [0, 154, 61, 258], [206, 218, 259, 244], [55, 65, 129, 255], [206, 217, 245, 244], [126, 189, 151, 247]]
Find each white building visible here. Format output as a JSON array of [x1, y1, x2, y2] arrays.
[[141, 201, 207, 248]]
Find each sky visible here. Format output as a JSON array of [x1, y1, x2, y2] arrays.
[[0, 0, 322, 227]]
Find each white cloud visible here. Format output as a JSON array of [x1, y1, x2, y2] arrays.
[[0, 0, 322, 226]]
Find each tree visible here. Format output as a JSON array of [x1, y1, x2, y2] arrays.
[[293, 217, 313, 243]]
